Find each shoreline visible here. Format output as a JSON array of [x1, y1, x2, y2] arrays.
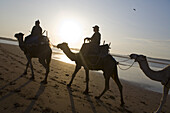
[[0, 40, 166, 94], [53, 52, 164, 94], [0, 37, 17, 42], [0, 43, 170, 113], [0, 39, 167, 94]]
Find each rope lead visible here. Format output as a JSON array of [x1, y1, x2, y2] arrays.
[[118, 60, 135, 70]]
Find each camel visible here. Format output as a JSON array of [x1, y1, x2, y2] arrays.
[[14, 33, 52, 84], [130, 53, 170, 113], [57, 42, 124, 106]]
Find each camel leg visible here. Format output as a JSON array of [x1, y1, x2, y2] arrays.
[[27, 57, 34, 80], [23, 61, 29, 75], [95, 75, 110, 99], [154, 86, 169, 113], [83, 69, 89, 94], [39, 58, 49, 84], [114, 75, 124, 106], [43, 56, 51, 84], [67, 65, 81, 87]]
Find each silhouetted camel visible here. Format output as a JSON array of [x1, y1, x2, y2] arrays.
[[130, 54, 170, 113], [57, 42, 124, 106], [14, 33, 52, 84]]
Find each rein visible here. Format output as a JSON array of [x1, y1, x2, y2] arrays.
[[118, 59, 135, 70]]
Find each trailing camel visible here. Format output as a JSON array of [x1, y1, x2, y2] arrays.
[[130, 53, 170, 113], [57, 42, 124, 106], [14, 33, 52, 84]]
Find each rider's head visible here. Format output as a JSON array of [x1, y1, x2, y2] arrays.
[[93, 25, 99, 32], [35, 20, 40, 26]]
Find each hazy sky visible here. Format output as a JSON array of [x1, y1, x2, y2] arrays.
[[0, 0, 170, 59]]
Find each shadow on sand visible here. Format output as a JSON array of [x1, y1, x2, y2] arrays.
[[24, 83, 45, 113], [0, 79, 32, 102], [96, 99, 114, 113], [0, 74, 26, 90], [67, 86, 97, 113], [86, 94, 97, 113], [67, 86, 76, 113], [96, 99, 132, 113]]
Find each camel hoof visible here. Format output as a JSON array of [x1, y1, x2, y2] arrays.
[[120, 103, 125, 107], [23, 71, 27, 75], [41, 80, 47, 84], [83, 91, 89, 95], [95, 96, 100, 99], [67, 84, 71, 87], [153, 111, 159, 113], [30, 77, 34, 80]]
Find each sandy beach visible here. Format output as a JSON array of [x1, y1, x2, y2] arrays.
[[0, 43, 169, 113]]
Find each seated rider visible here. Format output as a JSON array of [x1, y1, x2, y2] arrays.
[[83, 25, 101, 55], [25, 20, 43, 43], [84, 25, 101, 45], [31, 20, 42, 38]]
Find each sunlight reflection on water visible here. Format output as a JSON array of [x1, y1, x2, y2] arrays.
[[52, 47, 75, 64], [0, 39, 18, 45]]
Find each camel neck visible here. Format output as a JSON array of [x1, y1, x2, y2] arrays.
[[17, 37, 25, 52], [17, 37, 24, 45], [138, 60, 162, 82], [62, 46, 76, 61]]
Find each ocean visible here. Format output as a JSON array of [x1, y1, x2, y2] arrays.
[[0, 38, 170, 94]]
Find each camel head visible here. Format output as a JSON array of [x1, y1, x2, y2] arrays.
[[14, 33, 25, 51], [14, 33, 24, 39], [130, 53, 147, 62], [14, 32, 24, 40], [57, 42, 69, 50]]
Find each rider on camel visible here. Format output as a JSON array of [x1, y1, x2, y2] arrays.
[[83, 25, 101, 55], [31, 20, 42, 38], [25, 20, 43, 43], [84, 25, 101, 46]]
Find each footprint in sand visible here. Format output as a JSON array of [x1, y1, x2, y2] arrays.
[[9, 82, 16, 85], [65, 74, 69, 76], [0, 91, 3, 95], [53, 84, 59, 89], [14, 103, 23, 108], [14, 89, 21, 92], [0, 77, 4, 80], [140, 101, 147, 105], [109, 95, 115, 100]]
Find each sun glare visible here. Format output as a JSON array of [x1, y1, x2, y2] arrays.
[[59, 20, 82, 45]]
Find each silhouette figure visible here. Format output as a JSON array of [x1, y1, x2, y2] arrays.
[[31, 20, 42, 37], [84, 25, 101, 45], [14, 33, 52, 84], [83, 25, 101, 55], [57, 42, 124, 106], [25, 20, 43, 44]]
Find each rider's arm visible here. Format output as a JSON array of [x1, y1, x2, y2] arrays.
[[84, 37, 91, 43]]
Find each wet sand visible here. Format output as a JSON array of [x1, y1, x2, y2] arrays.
[[0, 43, 169, 113]]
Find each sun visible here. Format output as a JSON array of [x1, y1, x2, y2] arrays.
[[59, 20, 82, 45]]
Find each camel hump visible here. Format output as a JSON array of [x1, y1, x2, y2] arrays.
[[24, 35, 39, 44], [80, 43, 110, 57], [99, 44, 110, 56], [24, 35, 49, 45]]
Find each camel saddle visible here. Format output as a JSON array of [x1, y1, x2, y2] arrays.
[[79, 43, 110, 67], [80, 43, 110, 57], [24, 35, 49, 45]]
